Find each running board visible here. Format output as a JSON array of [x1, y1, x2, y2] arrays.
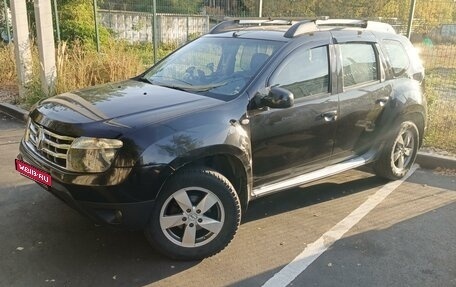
[[252, 151, 376, 198]]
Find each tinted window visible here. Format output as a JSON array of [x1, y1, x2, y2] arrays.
[[383, 40, 410, 76], [270, 46, 329, 99], [340, 43, 378, 87]]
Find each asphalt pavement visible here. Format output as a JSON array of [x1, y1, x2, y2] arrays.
[[0, 112, 455, 287]]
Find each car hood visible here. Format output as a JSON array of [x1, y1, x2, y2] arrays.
[[35, 80, 223, 127]]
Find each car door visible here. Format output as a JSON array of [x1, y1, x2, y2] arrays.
[[331, 32, 391, 161], [249, 44, 338, 188]]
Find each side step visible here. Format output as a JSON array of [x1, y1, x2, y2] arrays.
[[252, 151, 376, 198]]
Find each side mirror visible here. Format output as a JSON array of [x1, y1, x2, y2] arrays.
[[261, 87, 294, 109]]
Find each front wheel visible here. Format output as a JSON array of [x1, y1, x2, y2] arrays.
[[374, 120, 419, 180], [145, 169, 241, 260]]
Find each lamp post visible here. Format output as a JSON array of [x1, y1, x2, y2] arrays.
[[152, 0, 157, 63], [52, 0, 60, 43], [406, 0, 417, 39], [2, 0, 11, 43]]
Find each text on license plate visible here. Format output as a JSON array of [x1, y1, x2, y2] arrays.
[[15, 159, 52, 186]]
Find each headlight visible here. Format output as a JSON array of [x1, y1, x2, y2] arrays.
[[67, 137, 123, 172]]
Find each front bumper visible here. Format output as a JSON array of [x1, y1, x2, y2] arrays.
[[18, 141, 171, 229], [44, 177, 155, 229]]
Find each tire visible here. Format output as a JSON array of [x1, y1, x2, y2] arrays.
[[144, 168, 241, 260], [374, 120, 419, 180]]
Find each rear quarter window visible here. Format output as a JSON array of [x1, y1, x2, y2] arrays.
[[382, 40, 410, 77]]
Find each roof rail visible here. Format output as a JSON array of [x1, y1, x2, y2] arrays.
[[284, 20, 317, 38], [316, 19, 396, 33], [209, 18, 396, 37], [284, 18, 396, 38], [209, 18, 296, 34]]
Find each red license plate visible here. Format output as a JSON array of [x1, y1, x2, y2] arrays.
[[15, 159, 52, 186]]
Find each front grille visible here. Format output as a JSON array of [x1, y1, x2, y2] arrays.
[[26, 120, 75, 169]]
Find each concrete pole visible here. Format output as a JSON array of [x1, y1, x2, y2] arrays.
[[10, 0, 33, 98], [259, 0, 263, 18], [34, 0, 56, 96]]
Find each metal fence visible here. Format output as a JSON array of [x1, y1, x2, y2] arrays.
[[95, 0, 456, 43], [2, 1, 455, 44], [0, 0, 12, 43]]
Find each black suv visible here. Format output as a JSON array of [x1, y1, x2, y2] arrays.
[[17, 19, 426, 260]]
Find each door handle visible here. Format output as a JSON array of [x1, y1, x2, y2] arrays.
[[376, 97, 389, 107], [321, 110, 338, 122]]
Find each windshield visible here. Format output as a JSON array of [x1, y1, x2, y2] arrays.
[[142, 37, 283, 100]]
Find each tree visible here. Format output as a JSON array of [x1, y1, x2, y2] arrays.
[[58, 0, 111, 47]]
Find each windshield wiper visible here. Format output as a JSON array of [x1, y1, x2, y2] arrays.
[[137, 77, 154, 85], [182, 82, 228, 92], [151, 76, 192, 86], [136, 77, 190, 92], [140, 75, 228, 93], [159, 84, 190, 92]]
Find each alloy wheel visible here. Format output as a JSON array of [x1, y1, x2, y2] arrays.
[[159, 187, 225, 248]]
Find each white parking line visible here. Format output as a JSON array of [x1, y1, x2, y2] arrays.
[[262, 165, 418, 287]]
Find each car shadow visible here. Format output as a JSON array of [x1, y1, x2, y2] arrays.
[[243, 170, 387, 223]]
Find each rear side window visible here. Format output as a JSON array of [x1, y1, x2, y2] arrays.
[[382, 40, 410, 76], [340, 43, 378, 87], [270, 46, 330, 99]]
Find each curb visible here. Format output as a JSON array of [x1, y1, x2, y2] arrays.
[[1, 102, 455, 171], [416, 152, 456, 170], [0, 102, 28, 122]]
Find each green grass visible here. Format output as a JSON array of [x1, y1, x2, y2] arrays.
[[424, 98, 456, 153], [418, 44, 456, 154], [422, 71, 456, 153]]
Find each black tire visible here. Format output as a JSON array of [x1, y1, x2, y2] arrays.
[[144, 169, 241, 260], [374, 120, 419, 180]]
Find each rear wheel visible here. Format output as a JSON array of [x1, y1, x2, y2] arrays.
[[145, 169, 241, 260], [374, 120, 419, 180]]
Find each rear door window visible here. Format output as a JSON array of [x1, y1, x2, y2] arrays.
[[340, 43, 378, 88]]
